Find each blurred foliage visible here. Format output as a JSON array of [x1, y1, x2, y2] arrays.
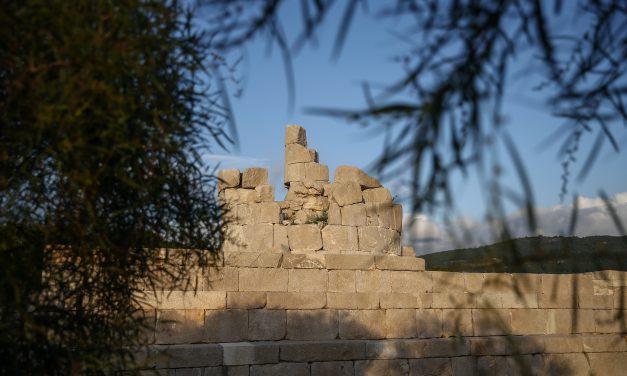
[[0, 0, 231, 374], [202, 0, 626, 240]]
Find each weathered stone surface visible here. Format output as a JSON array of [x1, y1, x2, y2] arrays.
[[339, 309, 386, 339], [327, 292, 379, 309], [139, 291, 226, 310], [239, 268, 288, 292], [285, 163, 306, 183], [355, 359, 409, 375], [510, 309, 548, 335], [311, 361, 354, 376], [380, 293, 419, 309], [331, 182, 363, 206], [288, 269, 328, 292], [254, 184, 274, 202], [362, 187, 393, 203], [325, 254, 375, 270], [587, 352, 627, 376], [273, 224, 289, 253], [302, 196, 329, 211], [547, 307, 594, 333], [204, 309, 248, 342], [389, 270, 433, 293], [221, 342, 278, 366], [286, 310, 338, 340], [280, 340, 366, 362], [391, 204, 402, 231], [329, 270, 356, 292], [218, 169, 240, 191], [242, 168, 268, 188], [224, 252, 282, 268], [544, 335, 583, 353], [242, 224, 274, 252], [334, 166, 381, 188], [341, 203, 366, 226], [155, 309, 204, 344], [451, 357, 478, 376], [416, 309, 443, 338], [328, 203, 341, 225], [267, 292, 326, 309], [286, 143, 315, 164], [385, 309, 417, 338], [442, 309, 473, 337], [227, 292, 266, 309], [375, 255, 425, 271], [248, 309, 286, 340], [305, 163, 329, 181], [402, 245, 416, 257], [472, 309, 511, 336], [250, 202, 280, 224], [285, 125, 307, 146], [582, 334, 627, 352], [286, 224, 322, 252], [222, 188, 257, 206], [358, 226, 401, 254], [410, 358, 452, 376], [281, 253, 326, 268], [321, 225, 359, 252], [204, 267, 239, 291], [251, 363, 309, 376], [543, 353, 590, 376], [356, 270, 391, 293], [145, 344, 223, 368]]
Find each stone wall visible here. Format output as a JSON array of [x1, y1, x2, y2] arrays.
[[134, 126, 627, 375]]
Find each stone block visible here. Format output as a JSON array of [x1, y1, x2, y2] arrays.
[[254, 184, 274, 202], [358, 226, 401, 254], [221, 342, 278, 366], [281, 253, 326, 268], [227, 292, 266, 309], [587, 352, 627, 376], [328, 203, 341, 225], [341, 203, 366, 226], [302, 195, 329, 211], [204, 309, 248, 342], [331, 182, 363, 206], [380, 293, 419, 309], [539, 274, 576, 308], [339, 309, 386, 339], [356, 270, 391, 293], [286, 143, 315, 164], [267, 292, 326, 309], [329, 270, 356, 292], [249, 203, 280, 224], [510, 309, 548, 335], [362, 187, 393, 203], [155, 309, 204, 344], [280, 340, 366, 362], [218, 169, 240, 191], [286, 310, 338, 340], [422, 337, 471, 358], [224, 252, 282, 268], [442, 309, 473, 337], [311, 361, 354, 376], [355, 359, 409, 375], [327, 292, 379, 309], [285, 163, 306, 183], [239, 268, 288, 292], [390, 270, 433, 293], [546, 308, 595, 334], [410, 358, 452, 375], [594, 309, 626, 333], [241, 168, 268, 188], [472, 309, 511, 336], [451, 357, 478, 376], [305, 163, 329, 181], [145, 344, 223, 368], [288, 269, 328, 292], [385, 309, 417, 338], [334, 166, 381, 188], [325, 254, 375, 270], [544, 335, 583, 353], [582, 333, 627, 352], [242, 224, 273, 252], [204, 267, 239, 291], [287, 224, 322, 252], [250, 363, 309, 376], [391, 204, 402, 231], [222, 189, 257, 206], [431, 291, 475, 309], [431, 272, 465, 293], [285, 124, 307, 146], [321, 225, 359, 252], [416, 309, 443, 338], [543, 353, 590, 376], [375, 255, 425, 271], [273, 224, 289, 253], [248, 309, 286, 340], [139, 291, 226, 310]]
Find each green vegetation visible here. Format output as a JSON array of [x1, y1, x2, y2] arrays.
[[306, 211, 329, 226], [423, 236, 627, 273], [0, 1, 229, 374]]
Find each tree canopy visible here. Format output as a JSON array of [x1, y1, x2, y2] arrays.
[[0, 1, 230, 373]]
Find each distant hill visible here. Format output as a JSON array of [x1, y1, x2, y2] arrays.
[[422, 236, 627, 273]]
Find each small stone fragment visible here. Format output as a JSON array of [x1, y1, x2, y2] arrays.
[[218, 169, 240, 191], [285, 125, 307, 146]]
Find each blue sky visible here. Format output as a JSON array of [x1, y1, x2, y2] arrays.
[[203, 2, 627, 251]]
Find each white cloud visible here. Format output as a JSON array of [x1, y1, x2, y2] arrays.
[[403, 192, 627, 255]]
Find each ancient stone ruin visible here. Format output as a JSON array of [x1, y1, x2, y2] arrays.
[[217, 125, 410, 258], [134, 125, 627, 375]]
